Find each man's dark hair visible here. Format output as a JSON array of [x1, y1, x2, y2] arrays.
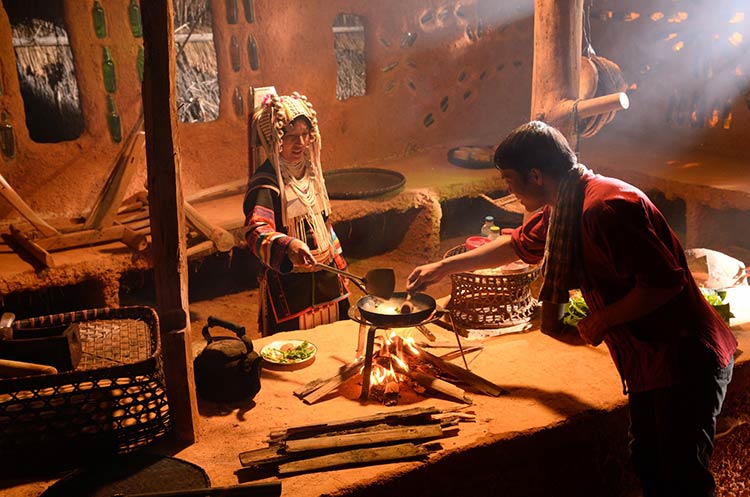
[[493, 121, 577, 179]]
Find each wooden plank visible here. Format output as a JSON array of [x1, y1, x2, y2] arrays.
[[294, 358, 363, 405], [238, 447, 287, 468], [278, 443, 431, 475], [0, 173, 60, 237], [83, 124, 145, 230], [141, 0, 199, 443], [185, 178, 247, 204], [418, 348, 506, 397], [271, 405, 440, 442], [9, 225, 55, 267], [284, 424, 443, 453], [410, 371, 473, 404], [184, 201, 235, 252]]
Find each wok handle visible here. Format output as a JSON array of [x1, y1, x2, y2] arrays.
[[314, 264, 367, 293]]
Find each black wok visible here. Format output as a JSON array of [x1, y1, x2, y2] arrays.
[[356, 292, 437, 328]]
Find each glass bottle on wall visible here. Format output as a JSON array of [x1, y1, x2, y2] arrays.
[[247, 35, 259, 71], [128, 0, 143, 38], [0, 111, 15, 160], [136, 46, 144, 82], [92, 0, 107, 38], [225, 0, 238, 24], [106, 95, 122, 144], [243, 0, 255, 23], [102, 47, 116, 93], [480, 216, 495, 237], [230, 36, 241, 72], [232, 87, 244, 117]]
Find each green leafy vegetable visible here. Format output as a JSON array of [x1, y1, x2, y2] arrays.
[[700, 288, 734, 325], [562, 288, 735, 328], [563, 290, 589, 327], [262, 341, 315, 363]]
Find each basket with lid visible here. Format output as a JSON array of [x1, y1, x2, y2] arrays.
[[443, 245, 542, 332]]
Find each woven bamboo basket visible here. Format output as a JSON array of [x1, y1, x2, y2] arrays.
[[0, 306, 171, 465], [443, 245, 541, 329]]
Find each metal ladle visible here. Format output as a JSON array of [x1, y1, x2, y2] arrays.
[[315, 264, 395, 299]]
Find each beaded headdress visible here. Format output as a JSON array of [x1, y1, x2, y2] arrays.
[[250, 91, 331, 228]]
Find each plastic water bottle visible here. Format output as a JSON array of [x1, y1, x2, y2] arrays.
[[480, 216, 495, 237]]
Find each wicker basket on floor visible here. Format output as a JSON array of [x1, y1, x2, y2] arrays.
[[443, 245, 541, 330], [0, 306, 172, 465]]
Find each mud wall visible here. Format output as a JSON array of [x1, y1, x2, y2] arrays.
[[0, 0, 747, 225], [0, 0, 534, 223]]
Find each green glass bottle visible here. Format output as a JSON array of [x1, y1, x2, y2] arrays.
[[106, 95, 122, 143], [102, 46, 116, 93], [247, 35, 259, 71], [225, 0, 238, 24], [136, 45, 144, 82], [92, 0, 107, 38], [129, 0, 143, 38], [243, 0, 255, 23], [0, 111, 16, 160], [230, 35, 241, 72]]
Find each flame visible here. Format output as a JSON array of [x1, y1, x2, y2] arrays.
[[729, 33, 743, 47], [665, 33, 678, 41], [729, 12, 744, 24], [651, 12, 664, 21], [625, 12, 640, 21], [673, 41, 684, 51]]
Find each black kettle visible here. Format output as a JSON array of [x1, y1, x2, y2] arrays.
[[193, 316, 262, 403]]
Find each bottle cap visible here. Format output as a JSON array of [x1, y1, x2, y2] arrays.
[[485, 215, 494, 222], [489, 226, 501, 232]]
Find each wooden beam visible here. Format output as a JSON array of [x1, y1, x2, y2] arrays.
[[531, 0, 583, 145], [141, 0, 199, 443]]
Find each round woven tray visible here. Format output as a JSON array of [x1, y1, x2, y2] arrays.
[[446, 145, 495, 169], [324, 167, 405, 199], [443, 245, 541, 328]]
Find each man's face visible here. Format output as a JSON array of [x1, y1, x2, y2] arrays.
[[499, 168, 547, 212], [280, 119, 311, 163]]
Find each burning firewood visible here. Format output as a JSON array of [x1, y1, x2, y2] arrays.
[[294, 329, 503, 406]]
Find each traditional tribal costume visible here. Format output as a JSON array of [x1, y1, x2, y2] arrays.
[[243, 92, 349, 336]]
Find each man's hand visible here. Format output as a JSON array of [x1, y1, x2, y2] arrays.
[[576, 312, 610, 346], [287, 239, 316, 269], [406, 261, 447, 293]]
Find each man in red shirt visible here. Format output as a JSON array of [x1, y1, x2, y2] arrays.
[[407, 121, 737, 497]]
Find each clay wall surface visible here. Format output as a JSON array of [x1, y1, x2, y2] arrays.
[[0, 0, 534, 224], [0, 0, 747, 228]]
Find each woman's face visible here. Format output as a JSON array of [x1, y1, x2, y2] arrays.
[[280, 119, 311, 163]]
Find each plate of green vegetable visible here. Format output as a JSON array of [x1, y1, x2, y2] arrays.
[[260, 339, 317, 370]]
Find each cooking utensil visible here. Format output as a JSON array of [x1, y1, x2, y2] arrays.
[[315, 264, 395, 299], [356, 292, 437, 328]]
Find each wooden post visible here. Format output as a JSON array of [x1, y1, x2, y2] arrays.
[[141, 0, 199, 443], [531, 0, 583, 148]]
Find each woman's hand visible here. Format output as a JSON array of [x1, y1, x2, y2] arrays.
[[287, 239, 316, 269], [406, 261, 448, 293]]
